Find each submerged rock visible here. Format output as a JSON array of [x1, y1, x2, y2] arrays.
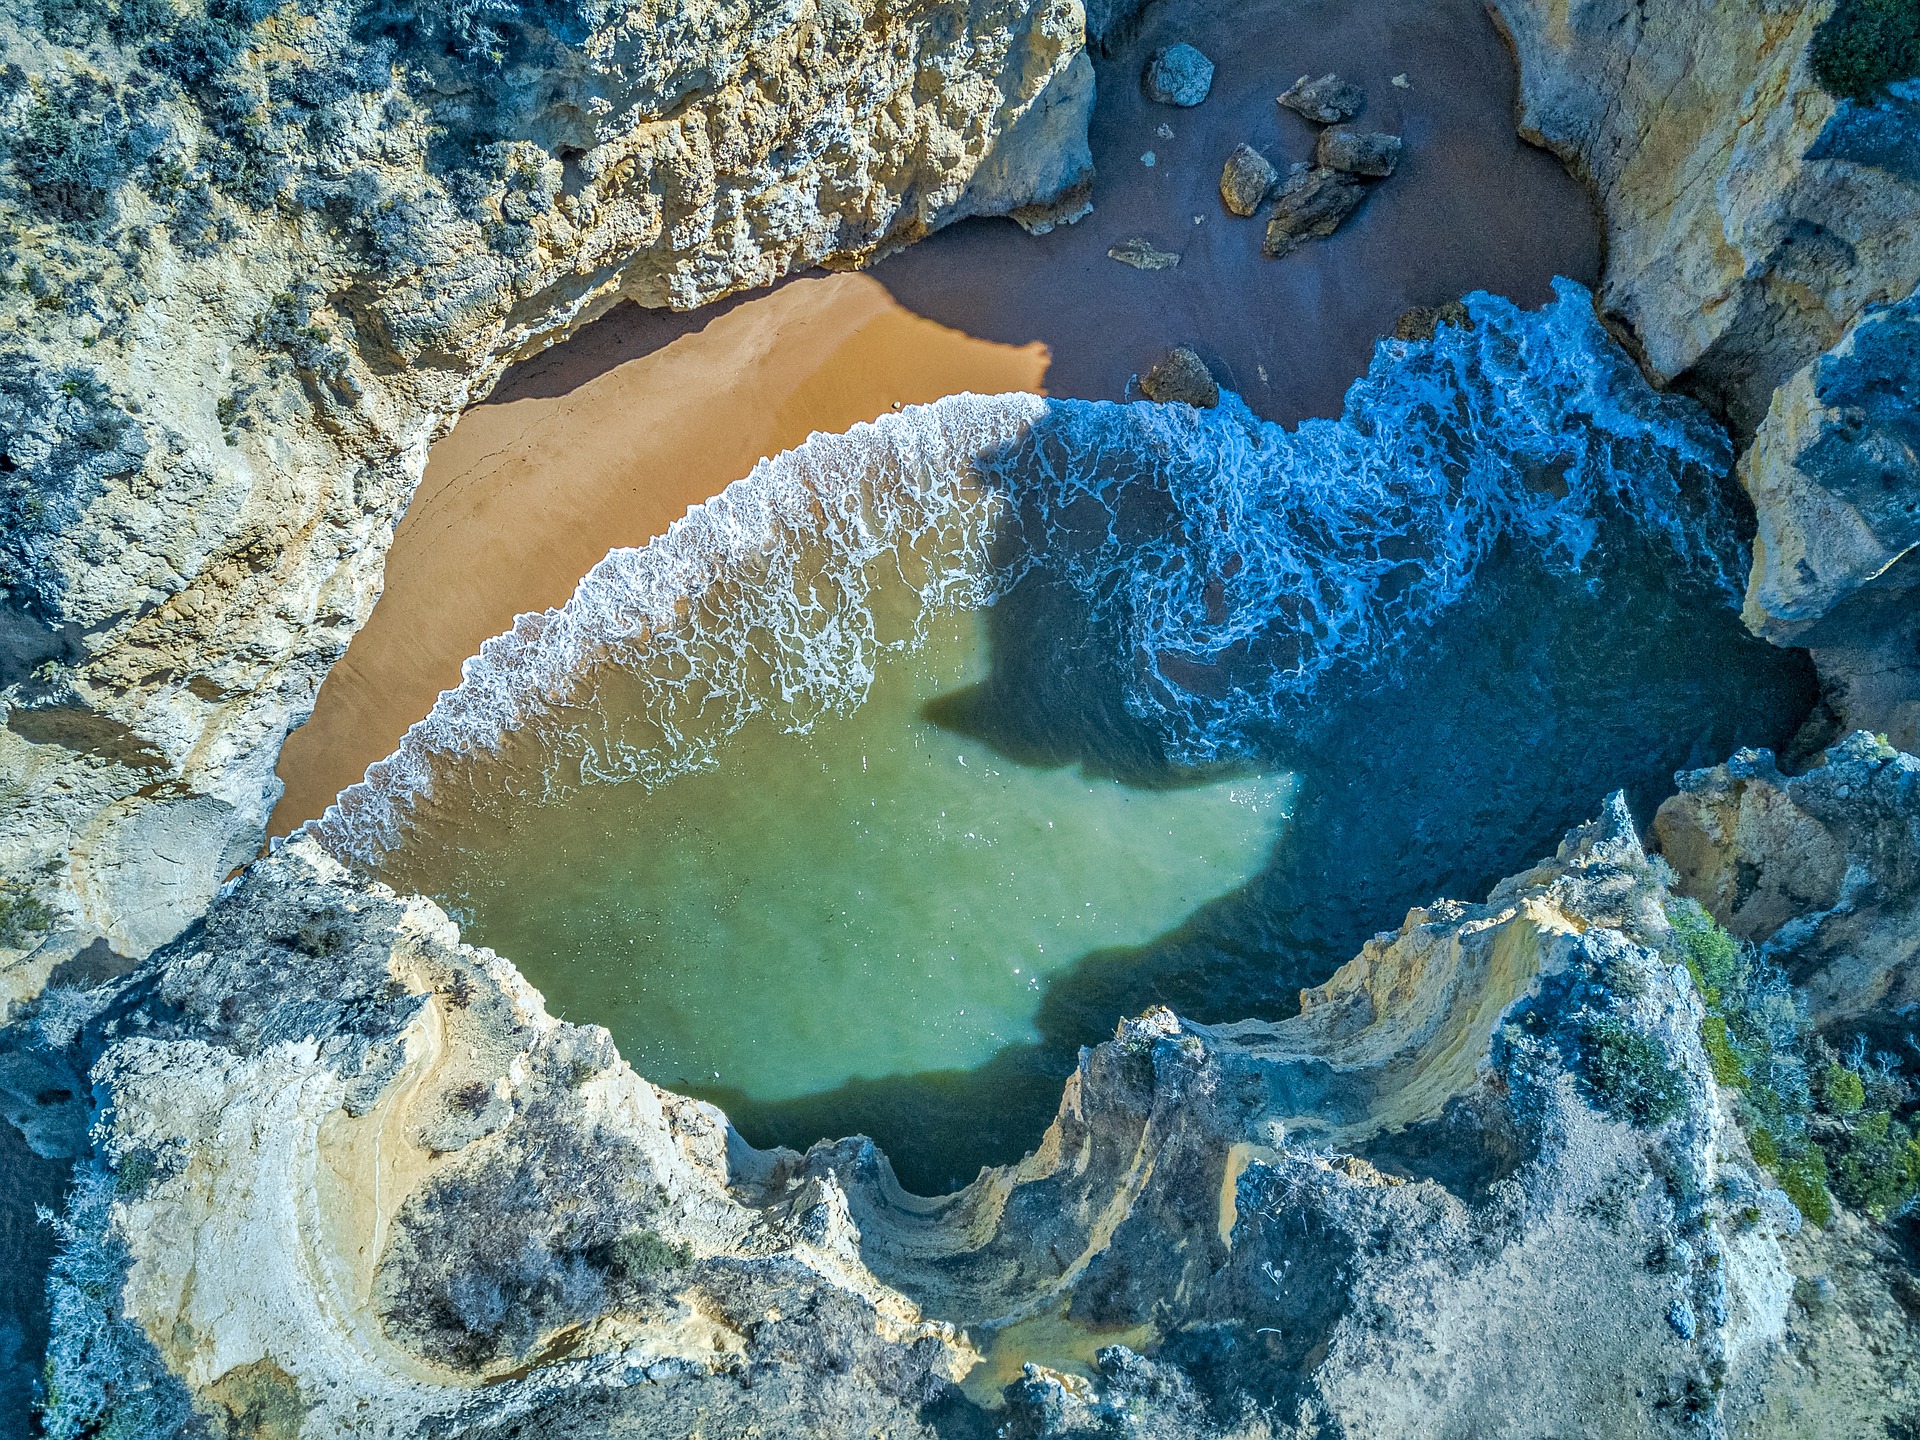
[[1278, 72, 1366, 123], [1262, 167, 1370, 257], [1108, 237, 1184, 270], [1219, 143, 1280, 216], [1316, 127, 1405, 177], [1139, 347, 1220, 407], [1143, 43, 1215, 106]]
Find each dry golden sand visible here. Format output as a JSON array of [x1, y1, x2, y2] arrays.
[[269, 273, 1048, 835]]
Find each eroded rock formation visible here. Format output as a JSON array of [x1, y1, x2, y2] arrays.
[[17, 799, 1843, 1436], [1487, 0, 1920, 743], [1656, 731, 1919, 1037], [0, 0, 1095, 993], [1488, 4, 1920, 436]]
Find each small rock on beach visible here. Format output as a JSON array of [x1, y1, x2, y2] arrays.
[[1108, 237, 1183, 270], [1316, 128, 1403, 177], [1278, 73, 1364, 124], [1262, 168, 1368, 257], [1140, 347, 1220, 407], [1393, 300, 1473, 341], [1219, 144, 1279, 216], [1144, 44, 1214, 106]]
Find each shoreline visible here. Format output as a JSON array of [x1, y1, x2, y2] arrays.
[[267, 276, 1047, 835], [270, 0, 1601, 836]]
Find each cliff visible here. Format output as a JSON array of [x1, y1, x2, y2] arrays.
[[1486, 0, 1920, 742], [1656, 731, 1919, 1037], [15, 801, 1857, 1437], [0, 0, 1095, 995]]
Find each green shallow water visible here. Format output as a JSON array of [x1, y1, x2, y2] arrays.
[[384, 601, 1292, 1102]]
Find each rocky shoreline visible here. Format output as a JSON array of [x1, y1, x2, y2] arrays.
[[2, 0, 1917, 1434]]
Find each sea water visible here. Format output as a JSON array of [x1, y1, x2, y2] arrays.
[[320, 282, 1815, 1192]]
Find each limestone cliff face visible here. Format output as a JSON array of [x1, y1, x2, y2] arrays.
[[1655, 732, 1920, 1035], [1739, 291, 1920, 748], [24, 803, 1820, 1437], [1487, 4, 1920, 436], [1487, 2, 1920, 739], [0, 0, 1094, 990]]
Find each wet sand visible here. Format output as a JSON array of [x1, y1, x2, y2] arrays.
[[875, 0, 1600, 420], [268, 275, 1047, 834], [271, 0, 1600, 833]]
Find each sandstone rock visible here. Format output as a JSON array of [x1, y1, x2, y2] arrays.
[[1393, 300, 1473, 342], [1739, 291, 1920, 749], [0, 0, 1098, 983], [39, 801, 1818, 1436], [1316, 127, 1405, 177], [1139, 347, 1220, 407], [1143, 43, 1214, 107], [1278, 72, 1366, 124], [1218, 143, 1280, 216], [1655, 732, 1920, 1035], [1262, 167, 1369, 257], [1488, 0, 1920, 436], [1107, 237, 1183, 270]]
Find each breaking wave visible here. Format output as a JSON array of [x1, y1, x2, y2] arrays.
[[313, 279, 1742, 867]]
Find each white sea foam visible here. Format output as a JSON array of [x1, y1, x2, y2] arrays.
[[314, 280, 1742, 867]]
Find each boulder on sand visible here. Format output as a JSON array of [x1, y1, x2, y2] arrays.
[[1144, 43, 1214, 106], [1316, 128, 1403, 177], [1140, 347, 1220, 407], [1219, 144, 1279, 216], [1262, 167, 1368, 257], [1108, 237, 1183, 270], [1278, 72, 1364, 123]]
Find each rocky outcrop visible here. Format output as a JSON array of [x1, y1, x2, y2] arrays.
[[0, 0, 1096, 995], [1488, 1, 1920, 746], [1740, 290, 1920, 749], [1655, 732, 1919, 1037], [1488, 5, 1920, 437], [25, 800, 1840, 1436]]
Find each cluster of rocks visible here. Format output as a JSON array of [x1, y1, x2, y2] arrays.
[[1224, 73, 1406, 258]]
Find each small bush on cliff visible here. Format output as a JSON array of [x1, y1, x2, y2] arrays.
[[1812, 0, 1920, 101], [1666, 901, 1920, 1224], [1582, 1015, 1690, 1126], [7, 76, 164, 224], [0, 885, 53, 949]]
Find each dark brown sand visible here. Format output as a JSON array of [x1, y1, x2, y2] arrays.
[[269, 0, 1600, 833], [874, 0, 1601, 421]]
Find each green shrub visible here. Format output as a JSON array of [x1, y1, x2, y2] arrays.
[[1583, 1015, 1690, 1127], [1826, 1110, 1920, 1219], [0, 886, 54, 948], [1821, 1063, 1867, 1116], [1774, 1144, 1835, 1229], [600, 1227, 692, 1280], [1701, 1014, 1746, 1087], [1669, 900, 1739, 1008], [1812, 0, 1920, 100]]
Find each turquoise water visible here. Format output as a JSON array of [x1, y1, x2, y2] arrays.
[[337, 285, 1815, 1193], [389, 600, 1292, 1101]]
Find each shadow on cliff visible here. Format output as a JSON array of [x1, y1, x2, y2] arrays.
[[709, 403, 1820, 1198]]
